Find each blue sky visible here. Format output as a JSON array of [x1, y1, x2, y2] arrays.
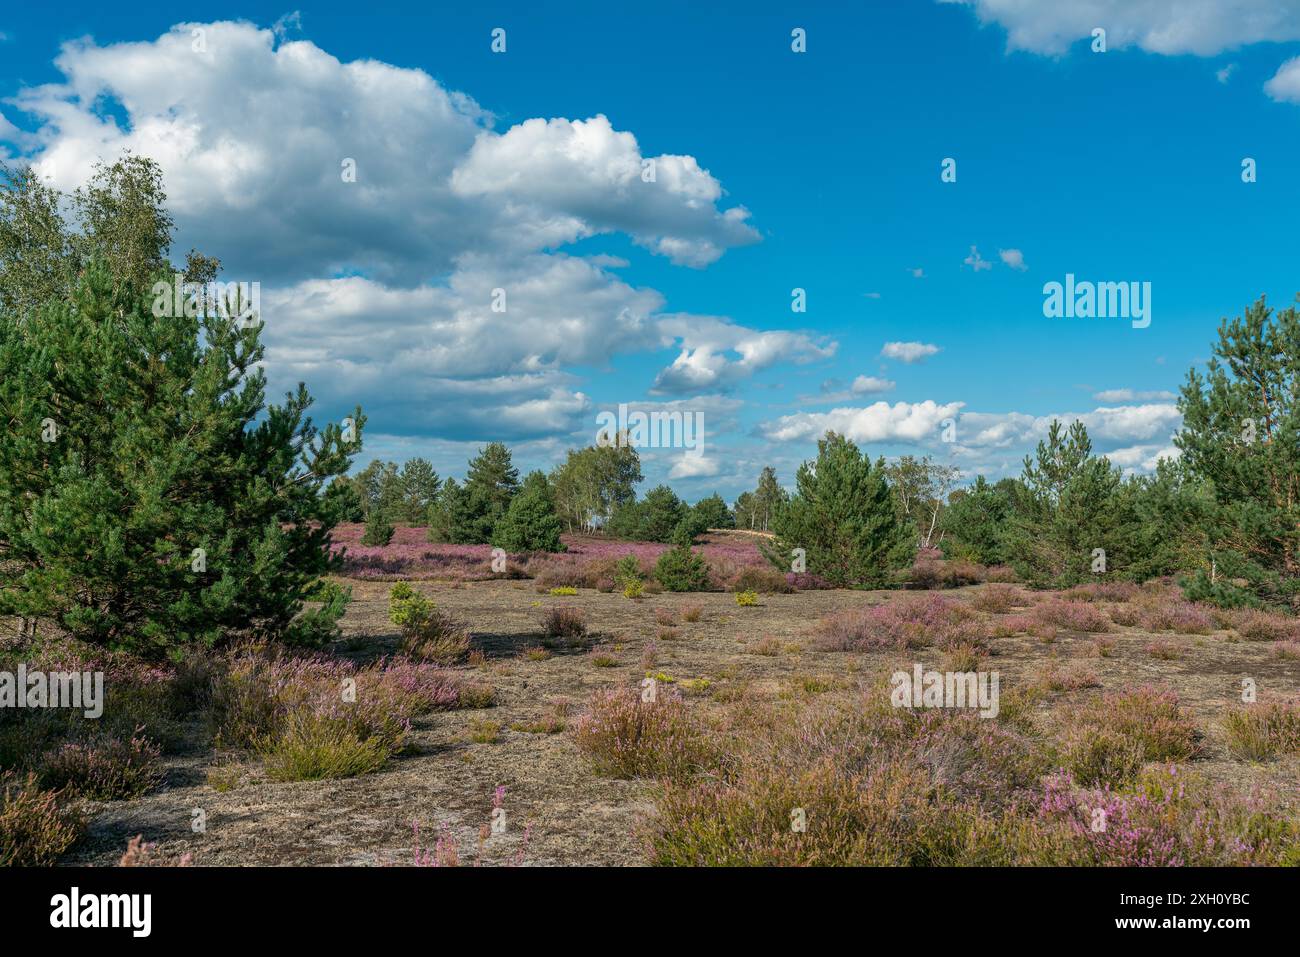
[[3, 1, 1300, 501]]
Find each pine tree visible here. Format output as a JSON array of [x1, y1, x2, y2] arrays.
[[940, 476, 1012, 565], [463, 442, 520, 542], [1007, 420, 1130, 585], [492, 471, 564, 552], [1177, 295, 1300, 605], [427, 478, 476, 544], [765, 432, 913, 586], [398, 457, 440, 524], [692, 493, 734, 530], [0, 156, 363, 654], [360, 507, 395, 546], [0, 261, 362, 654]]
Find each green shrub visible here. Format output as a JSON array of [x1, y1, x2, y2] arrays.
[[259, 711, 391, 781], [655, 545, 710, 592], [1223, 701, 1300, 761]]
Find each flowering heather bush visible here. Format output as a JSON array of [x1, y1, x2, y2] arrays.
[[1222, 700, 1300, 761], [940, 643, 985, 673], [1033, 600, 1113, 633], [970, 584, 1023, 614], [813, 595, 976, 652], [1107, 603, 1142, 627], [1273, 640, 1300, 660], [1221, 608, 1300, 642], [37, 732, 162, 800], [540, 606, 587, 641], [206, 650, 465, 779], [1140, 601, 1214, 635], [1059, 685, 1202, 787], [680, 605, 703, 623], [653, 608, 676, 626], [0, 771, 85, 866], [572, 687, 709, 780], [990, 613, 1055, 641], [1061, 581, 1140, 603], [985, 565, 1018, 583], [1035, 767, 1299, 866], [646, 703, 1046, 865], [334, 525, 500, 580], [1033, 659, 1101, 693]]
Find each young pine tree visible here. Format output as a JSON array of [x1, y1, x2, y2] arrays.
[[765, 432, 914, 587], [492, 471, 564, 553], [0, 261, 363, 655], [463, 442, 520, 543]]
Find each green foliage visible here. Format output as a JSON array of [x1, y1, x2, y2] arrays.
[[397, 457, 440, 524], [1004, 421, 1133, 586], [614, 554, 643, 588], [609, 484, 687, 543], [491, 470, 563, 552], [654, 545, 710, 592], [692, 493, 734, 530], [550, 438, 642, 534], [360, 507, 395, 547], [940, 476, 1013, 565], [765, 433, 914, 587], [0, 157, 361, 654], [883, 455, 960, 549], [463, 442, 520, 542], [1177, 295, 1300, 607], [426, 478, 476, 544]]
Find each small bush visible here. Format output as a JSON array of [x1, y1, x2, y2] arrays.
[[0, 772, 85, 866], [1060, 685, 1202, 786], [749, 637, 782, 656], [731, 566, 794, 594], [389, 585, 471, 664], [260, 711, 392, 781], [1034, 601, 1112, 633], [623, 580, 645, 599], [541, 606, 587, 640], [572, 687, 707, 780], [814, 595, 975, 652], [1033, 660, 1101, 693], [1223, 609, 1300, 642], [681, 605, 703, 623], [1222, 700, 1300, 761], [548, 586, 578, 596], [37, 732, 162, 800], [970, 585, 1021, 614], [735, 591, 760, 607], [655, 546, 710, 592], [1141, 602, 1213, 635], [1144, 640, 1180, 660]]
